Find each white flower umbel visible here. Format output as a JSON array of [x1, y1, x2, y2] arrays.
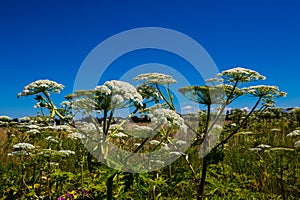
[[286, 130, 300, 137], [95, 85, 111, 95], [68, 132, 86, 140], [111, 132, 128, 138], [249, 147, 262, 151], [149, 140, 160, 145], [58, 150, 75, 156], [95, 80, 143, 108], [8, 151, 31, 156], [134, 73, 176, 85], [295, 140, 300, 149], [257, 144, 271, 149], [0, 116, 12, 122], [149, 108, 187, 132], [45, 136, 59, 143], [26, 129, 40, 135], [243, 85, 287, 99], [217, 67, 266, 83], [17, 79, 64, 97], [13, 142, 35, 150], [175, 140, 187, 145]]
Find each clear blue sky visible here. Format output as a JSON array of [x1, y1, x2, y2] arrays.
[[0, 0, 299, 118]]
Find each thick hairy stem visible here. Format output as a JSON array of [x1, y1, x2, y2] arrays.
[[42, 91, 65, 120], [197, 157, 208, 200], [103, 108, 108, 135], [204, 104, 211, 136], [106, 171, 118, 200], [106, 108, 115, 136]]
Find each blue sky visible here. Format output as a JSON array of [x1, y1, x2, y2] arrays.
[[0, 0, 299, 117]]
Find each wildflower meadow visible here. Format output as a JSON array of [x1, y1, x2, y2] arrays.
[[0, 67, 299, 200]]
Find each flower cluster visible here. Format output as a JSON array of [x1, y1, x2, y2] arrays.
[[17, 79, 64, 97], [45, 136, 59, 143], [149, 108, 187, 132], [257, 144, 271, 149], [243, 85, 287, 100], [67, 132, 86, 140], [0, 116, 12, 122], [217, 67, 265, 83], [26, 129, 40, 135], [58, 150, 75, 156], [134, 73, 176, 85], [13, 142, 35, 150], [286, 130, 300, 137], [95, 80, 143, 108]]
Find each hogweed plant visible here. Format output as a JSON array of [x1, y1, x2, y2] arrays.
[[178, 67, 286, 199], [17, 79, 65, 121]]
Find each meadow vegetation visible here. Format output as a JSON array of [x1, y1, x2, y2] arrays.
[[0, 67, 299, 200]]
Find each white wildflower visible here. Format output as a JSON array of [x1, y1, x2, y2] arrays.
[[26, 129, 40, 135], [37, 149, 65, 156], [95, 80, 143, 108], [58, 150, 75, 155], [18, 79, 64, 97], [149, 140, 160, 145], [271, 128, 281, 132], [56, 125, 73, 131], [230, 123, 237, 127], [19, 124, 41, 129], [249, 147, 262, 151], [0, 116, 12, 122], [218, 67, 265, 83], [8, 151, 31, 156], [286, 130, 300, 137], [148, 108, 187, 132], [112, 132, 128, 138], [95, 85, 111, 95], [13, 142, 35, 150], [134, 73, 176, 85], [257, 144, 271, 149], [41, 125, 56, 130], [169, 151, 182, 156], [175, 140, 187, 145], [68, 132, 86, 140], [45, 136, 59, 143], [238, 131, 254, 135], [294, 140, 300, 149], [243, 85, 287, 98]]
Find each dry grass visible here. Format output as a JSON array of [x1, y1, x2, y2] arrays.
[[0, 127, 8, 146]]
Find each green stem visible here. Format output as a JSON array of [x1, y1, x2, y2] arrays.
[[155, 84, 175, 111], [197, 156, 208, 200], [107, 171, 118, 200]]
